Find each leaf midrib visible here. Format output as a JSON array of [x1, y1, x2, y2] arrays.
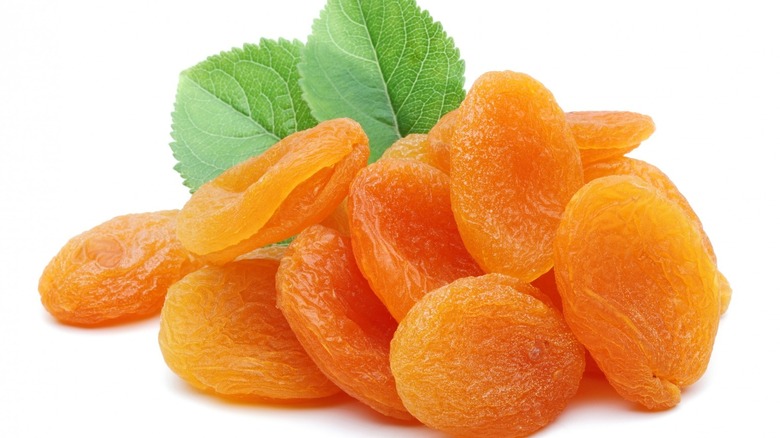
[[355, 0, 402, 139]]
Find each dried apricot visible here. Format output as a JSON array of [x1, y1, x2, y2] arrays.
[[554, 175, 720, 410], [177, 118, 369, 264], [450, 71, 583, 282], [425, 108, 459, 174], [319, 200, 351, 237], [531, 268, 563, 311], [391, 274, 585, 437], [348, 158, 482, 321], [159, 257, 340, 401], [584, 157, 731, 314], [277, 225, 411, 420], [531, 268, 605, 376], [566, 111, 655, 165], [380, 133, 437, 168], [39, 210, 200, 326]]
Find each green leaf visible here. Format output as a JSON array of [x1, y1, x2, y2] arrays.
[[170, 38, 316, 192], [299, 0, 466, 161]]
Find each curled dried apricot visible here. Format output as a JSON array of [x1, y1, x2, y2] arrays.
[[39, 210, 200, 326], [159, 257, 340, 401], [348, 158, 482, 321], [554, 175, 720, 409], [450, 71, 583, 282], [567, 111, 655, 165], [390, 274, 585, 437], [277, 225, 411, 420], [177, 118, 369, 264], [584, 157, 731, 314]]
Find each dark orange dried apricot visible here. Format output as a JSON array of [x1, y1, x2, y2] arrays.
[[450, 71, 583, 282], [391, 274, 585, 437], [39, 210, 200, 326], [554, 175, 720, 409], [277, 225, 411, 420], [348, 158, 482, 321], [159, 257, 340, 401], [177, 118, 369, 264]]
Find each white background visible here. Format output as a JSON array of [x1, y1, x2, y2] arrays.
[[1, 1, 778, 436]]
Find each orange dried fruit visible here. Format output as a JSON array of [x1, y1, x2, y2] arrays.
[[425, 108, 459, 174], [177, 118, 369, 264], [159, 256, 340, 401], [566, 111, 655, 165], [348, 158, 483, 321], [584, 157, 731, 314], [391, 274, 586, 437], [554, 175, 720, 410], [380, 133, 437, 168], [532, 268, 604, 377], [319, 199, 351, 237], [276, 225, 412, 420], [38, 210, 200, 326], [450, 71, 583, 282], [530, 268, 563, 311]]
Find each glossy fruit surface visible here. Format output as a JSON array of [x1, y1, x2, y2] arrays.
[[277, 225, 411, 419], [177, 118, 369, 264], [349, 158, 482, 321], [159, 257, 340, 401], [554, 175, 720, 409], [450, 71, 583, 282], [567, 111, 655, 165], [39, 210, 200, 326], [391, 274, 585, 437]]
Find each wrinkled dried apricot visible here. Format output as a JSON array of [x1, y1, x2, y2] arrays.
[[39, 210, 200, 326], [584, 157, 731, 314], [450, 71, 583, 282], [554, 175, 720, 410], [391, 274, 586, 437], [276, 225, 411, 420], [425, 108, 459, 174], [531, 268, 605, 377], [380, 133, 437, 168], [567, 111, 655, 165], [348, 158, 482, 321], [177, 118, 369, 264], [531, 268, 563, 311], [319, 200, 351, 237], [159, 257, 340, 401]]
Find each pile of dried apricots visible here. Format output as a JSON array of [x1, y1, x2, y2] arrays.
[[39, 71, 728, 437]]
